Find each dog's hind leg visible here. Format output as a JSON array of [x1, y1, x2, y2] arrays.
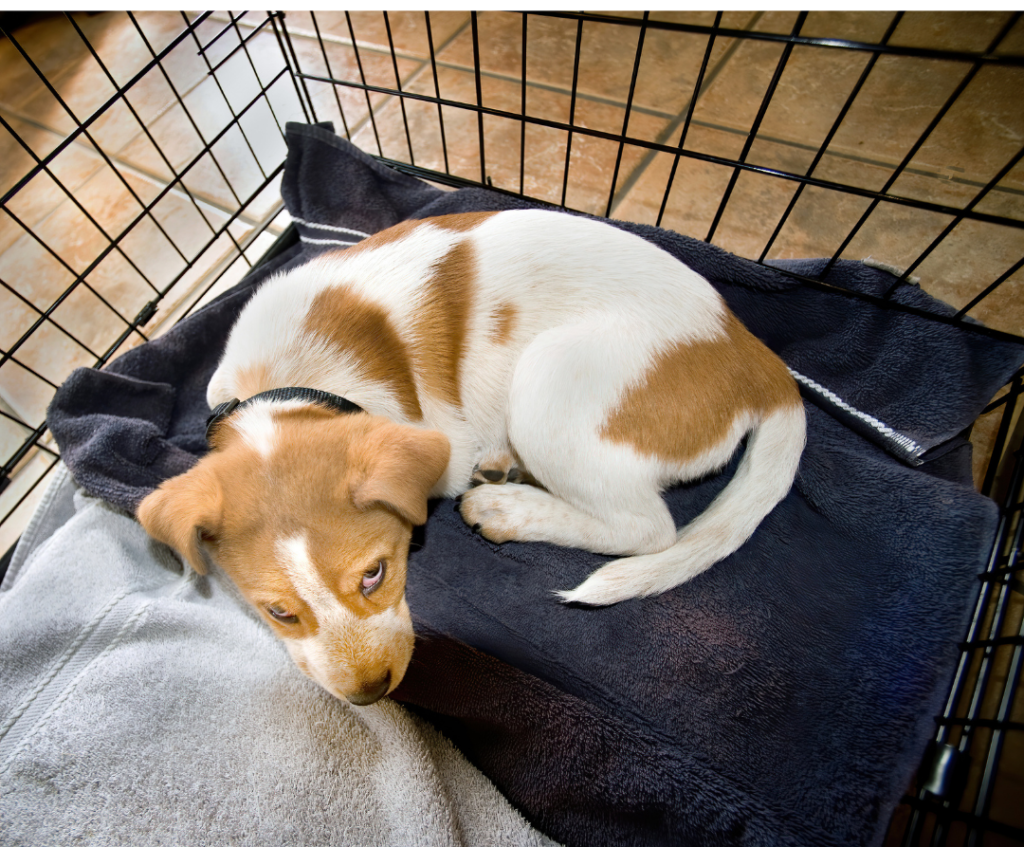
[[459, 320, 679, 556], [458, 478, 675, 555]]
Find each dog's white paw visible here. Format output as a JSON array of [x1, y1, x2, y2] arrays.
[[458, 482, 548, 544]]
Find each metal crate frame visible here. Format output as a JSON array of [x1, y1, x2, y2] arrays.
[[1, 11, 1022, 845]]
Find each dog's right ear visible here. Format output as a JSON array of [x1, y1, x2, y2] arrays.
[[137, 463, 223, 575]]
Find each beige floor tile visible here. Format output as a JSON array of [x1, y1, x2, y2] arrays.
[[818, 56, 981, 188], [0, 118, 106, 256], [114, 68, 284, 214], [284, 29, 423, 139], [133, 10, 207, 60], [436, 11, 762, 122], [611, 144, 731, 232], [0, 201, 249, 431], [744, 10, 804, 35], [891, 64, 1024, 208], [24, 163, 173, 289], [115, 27, 420, 183], [975, 161, 1024, 222], [353, 64, 671, 216], [889, 11, 1019, 52], [612, 118, 1024, 338], [0, 159, 240, 384], [0, 14, 95, 115], [6, 11, 252, 160], [0, 394, 32, 458], [692, 16, 882, 159], [3, 12, 211, 161], [145, 217, 270, 339], [0, 325, 89, 426], [116, 191, 238, 301], [288, 11, 470, 60], [798, 10, 898, 42], [999, 15, 1024, 54], [612, 123, 823, 239], [65, 12, 206, 112], [0, 224, 77, 321], [905, 219, 1024, 335]]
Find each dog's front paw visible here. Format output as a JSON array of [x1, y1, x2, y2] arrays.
[[458, 483, 538, 543]]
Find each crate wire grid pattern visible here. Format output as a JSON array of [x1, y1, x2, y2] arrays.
[[0, 10, 1023, 845]]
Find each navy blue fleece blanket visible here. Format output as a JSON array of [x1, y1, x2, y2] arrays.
[[48, 123, 1024, 847]]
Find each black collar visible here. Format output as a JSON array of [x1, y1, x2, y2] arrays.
[[206, 387, 363, 442]]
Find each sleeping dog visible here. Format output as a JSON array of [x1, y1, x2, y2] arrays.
[[138, 209, 805, 705]]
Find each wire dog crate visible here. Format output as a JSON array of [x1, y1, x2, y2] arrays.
[[1, 10, 1022, 845]]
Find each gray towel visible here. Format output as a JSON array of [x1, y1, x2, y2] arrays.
[[0, 466, 558, 847]]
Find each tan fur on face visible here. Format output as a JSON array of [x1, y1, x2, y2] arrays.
[[138, 407, 450, 702], [601, 313, 801, 464]]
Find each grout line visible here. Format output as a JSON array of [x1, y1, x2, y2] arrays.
[[607, 12, 761, 215], [303, 14, 472, 150]]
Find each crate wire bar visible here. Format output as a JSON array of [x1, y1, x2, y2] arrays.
[[0, 11, 1023, 845]]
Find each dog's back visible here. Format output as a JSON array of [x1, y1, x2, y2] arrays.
[[208, 209, 805, 604], [211, 210, 735, 455]]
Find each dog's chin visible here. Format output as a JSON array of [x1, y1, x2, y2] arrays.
[[285, 643, 412, 707]]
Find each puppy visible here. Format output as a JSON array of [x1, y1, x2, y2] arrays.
[[138, 209, 805, 704]]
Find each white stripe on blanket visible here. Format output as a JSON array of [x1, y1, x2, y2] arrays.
[[788, 367, 924, 459], [292, 216, 371, 238], [300, 235, 362, 247]]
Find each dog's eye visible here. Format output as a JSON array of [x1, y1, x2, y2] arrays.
[[267, 605, 299, 625], [361, 560, 386, 596]]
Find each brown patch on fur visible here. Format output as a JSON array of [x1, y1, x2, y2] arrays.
[[234, 362, 273, 401], [601, 312, 800, 464], [426, 211, 498, 232], [303, 287, 423, 421], [491, 302, 518, 345], [306, 213, 495, 411], [409, 239, 475, 407]]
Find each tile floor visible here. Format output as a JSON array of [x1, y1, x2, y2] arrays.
[[0, 10, 1022, 840]]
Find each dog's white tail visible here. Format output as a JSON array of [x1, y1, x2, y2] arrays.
[[557, 401, 806, 606]]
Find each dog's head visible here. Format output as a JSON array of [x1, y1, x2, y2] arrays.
[[138, 402, 449, 705]]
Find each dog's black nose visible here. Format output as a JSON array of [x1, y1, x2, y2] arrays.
[[346, 671, 391, 706]]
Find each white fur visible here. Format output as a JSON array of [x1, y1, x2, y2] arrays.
[[229, 398, 310, 457], [276, 534, 412, 699], [212, 209, 805, 605]]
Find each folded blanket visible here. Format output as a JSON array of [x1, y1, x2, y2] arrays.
[[0, 466, 557, 847], [46, 123, 1024, 847]]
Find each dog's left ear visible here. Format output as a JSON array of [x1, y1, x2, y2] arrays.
[[351, 423, 450, 525], [137, 461, 223, 574]]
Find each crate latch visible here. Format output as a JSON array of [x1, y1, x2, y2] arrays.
[[919, 741, 970, 800]]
